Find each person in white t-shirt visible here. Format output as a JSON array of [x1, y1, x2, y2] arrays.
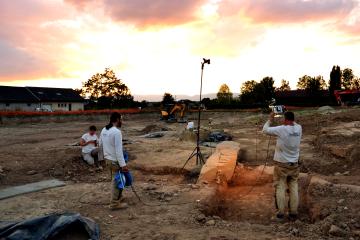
[[80, 125, 99, 166], [263, 111, 302, 221], [99, 112, 128, 210]]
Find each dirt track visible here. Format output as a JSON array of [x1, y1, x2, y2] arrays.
[[0, 108, 359, 239]]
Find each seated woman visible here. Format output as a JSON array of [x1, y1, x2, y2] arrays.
[[80, 125, 101, 167]]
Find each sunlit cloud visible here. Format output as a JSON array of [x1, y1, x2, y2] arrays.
[[219, 0, 357, 23], [1, 0, 360, 96]]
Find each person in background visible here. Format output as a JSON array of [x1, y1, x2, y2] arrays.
[[262, 111, 302, 221], [80, 125, 101, 168], [99, 112, 128, 210]]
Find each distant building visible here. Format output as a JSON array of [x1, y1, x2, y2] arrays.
[[0, 86, 84, 111]]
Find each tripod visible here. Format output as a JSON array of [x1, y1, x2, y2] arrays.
[[182, 58, 210, 169]]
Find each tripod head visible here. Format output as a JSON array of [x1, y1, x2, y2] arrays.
[[201, 58, 210, 69]]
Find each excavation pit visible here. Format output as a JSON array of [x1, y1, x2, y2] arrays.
[[199, 165, 315, 225]]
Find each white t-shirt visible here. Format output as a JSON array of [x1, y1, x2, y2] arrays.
[[262, 120, 302, 163], [99, 126, 126, 167], [81, 133, 98, 154]]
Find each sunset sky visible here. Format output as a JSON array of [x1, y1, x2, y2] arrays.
[[1, 0, 360, 97]]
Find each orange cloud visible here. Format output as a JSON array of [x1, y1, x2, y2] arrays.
[[0, 40, 55, 81], [0, 1, 79, 81], [219, 0, 357, 23]]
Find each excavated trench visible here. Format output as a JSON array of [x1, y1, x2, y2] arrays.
[[199, 165, 317, 224]]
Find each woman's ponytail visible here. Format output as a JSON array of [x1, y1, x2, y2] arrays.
[[105, 112, 121, 130]]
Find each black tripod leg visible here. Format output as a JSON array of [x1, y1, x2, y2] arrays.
[[182, 147, 197, 170]]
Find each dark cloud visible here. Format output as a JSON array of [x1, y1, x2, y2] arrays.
[[65, 0, 206, 26], [219, 0, 357, 23]]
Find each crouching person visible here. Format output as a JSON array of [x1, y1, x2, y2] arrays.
[[99, 112, 129, 210], [80, 125, 100, 167], [262, 112, 302, 221]]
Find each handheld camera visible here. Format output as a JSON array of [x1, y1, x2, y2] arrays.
[[269, 98, 286, 117], [270, 105, 285, 115]]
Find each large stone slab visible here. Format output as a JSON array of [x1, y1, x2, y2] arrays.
[[198, 141, 240, 184], [0, 179, 65, 200]]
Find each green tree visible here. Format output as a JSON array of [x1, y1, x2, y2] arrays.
[[240, 77, 275, 104], [351, 77, 360, 90], [162, 93, 175, 105], [259, 76, 275, 101], [217, 84, 233, 103], [277, 79, 291, 91], [81, 68, 133, 108], [342, 68, 354, 90], [241, 80, 257, 94], [297, 75, 327, 92]]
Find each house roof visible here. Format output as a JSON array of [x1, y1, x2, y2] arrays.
[[26, 87, 84, 102], [0, 86, 84, 103], [0, 86, 39, 103]]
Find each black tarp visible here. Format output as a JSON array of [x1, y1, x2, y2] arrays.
[[207, 132, 233, 142], [0, 212, 100, 240]]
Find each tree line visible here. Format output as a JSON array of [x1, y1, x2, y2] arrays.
[[206, 66, 360, 108], [79, 66, 359, 110]]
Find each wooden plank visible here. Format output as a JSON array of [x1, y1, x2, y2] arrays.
[[0, 179, 65, 200]]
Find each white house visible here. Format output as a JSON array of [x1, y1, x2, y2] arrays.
[[0, 86, 85, 111]]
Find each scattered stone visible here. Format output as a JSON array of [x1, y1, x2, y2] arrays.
[[128, 214, 138, 220], [317, 106, 335, 113], [164, 197, 172, 202], [195, 214, 206, 223], [343, 171, 350, 176], [337, 199, 345, 204], [334, 172, 342, 176], [289, 227, 300, 237], [143, 132, 165, 138], [99, 176, 107, 181], [26, 170, 37, 175], [205, 219, 216, 226], [329, 225, 347, 237], [190, 184, 200, 189]]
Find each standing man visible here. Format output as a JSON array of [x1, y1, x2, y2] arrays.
[[80, 125, 99, 166], [262, 111, 302, 221], [99, 112, 128, 210]]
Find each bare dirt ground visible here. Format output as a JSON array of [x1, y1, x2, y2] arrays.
[[0, 108, 360, 239]]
